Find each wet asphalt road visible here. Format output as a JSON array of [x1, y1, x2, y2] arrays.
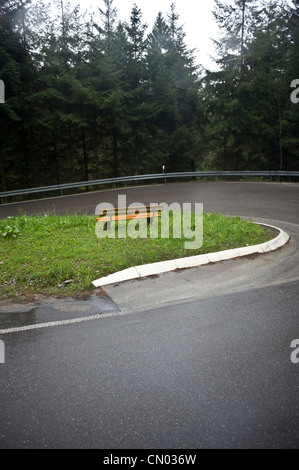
[[1, 181, 299, 224], [0, 182, 299, 449]]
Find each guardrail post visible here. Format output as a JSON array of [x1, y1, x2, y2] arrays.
[[162, 166, 166, 184]]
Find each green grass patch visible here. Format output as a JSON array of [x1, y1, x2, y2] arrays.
[[0, 212, 274, 298]]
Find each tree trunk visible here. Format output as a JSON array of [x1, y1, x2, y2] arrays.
[[240, 0, 246, 71], [93, 119, 101, 179], [0, 146, 7, 192], [278, 107, 283, 174], [68, 124, 75, 183], [113, 128, 118, 177], [52, 131, 60, 185], [82, 128, 89, 190], [21, 119, 29, 188]]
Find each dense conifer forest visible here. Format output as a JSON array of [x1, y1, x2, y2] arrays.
[[0, 0, 298, 191]]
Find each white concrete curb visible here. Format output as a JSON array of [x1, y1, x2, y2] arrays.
[[92, 222, 289, 287]]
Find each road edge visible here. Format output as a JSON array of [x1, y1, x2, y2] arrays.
[[92, 222, 289, 287]]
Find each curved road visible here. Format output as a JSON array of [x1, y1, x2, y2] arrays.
[[0, 182, 299, 449]]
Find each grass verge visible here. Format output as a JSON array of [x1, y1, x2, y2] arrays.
[[0, 212, 274, 299]]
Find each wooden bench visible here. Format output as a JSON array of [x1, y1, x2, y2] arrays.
[[96, 205, 164, 230]]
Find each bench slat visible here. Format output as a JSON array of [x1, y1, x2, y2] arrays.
[[97, 205, 163, 215], [96, 213, 162, 222]]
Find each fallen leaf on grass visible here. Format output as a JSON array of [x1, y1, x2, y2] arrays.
[[58, 279, 74, 288], [3, 279, 17, 285]]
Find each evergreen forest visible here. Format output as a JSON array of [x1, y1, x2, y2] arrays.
[[0, 0, 298, 192]]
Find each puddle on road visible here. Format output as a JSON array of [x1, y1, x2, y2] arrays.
[[0, 309, 37, 330], [0, 293, 119, 331]]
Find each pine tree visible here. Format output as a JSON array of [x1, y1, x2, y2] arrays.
[[204, 0, 298, 171], [123, 4, 148, 174], [212, 0, 262, 71], [88, 0, 129, 177], [145, 7, 201, 172], [0, 0, 34, 191]]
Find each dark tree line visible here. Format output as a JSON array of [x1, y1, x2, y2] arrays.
[[0, 0, 298, 192], [203, 0, 299, 172]]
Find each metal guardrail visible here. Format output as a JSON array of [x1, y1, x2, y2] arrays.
[[1, 171, 299, 203]]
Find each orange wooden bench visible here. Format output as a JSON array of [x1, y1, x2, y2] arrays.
[[96, 205, 164, 230]]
